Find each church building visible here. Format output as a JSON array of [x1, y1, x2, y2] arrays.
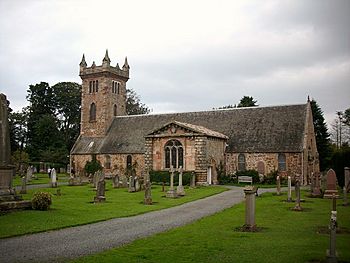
[[70, 51, 319, 185]]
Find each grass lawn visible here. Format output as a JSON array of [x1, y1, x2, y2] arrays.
[[0, 183, 226, 238], [12, 173, 69, 186], [71, 191, 350, 263]]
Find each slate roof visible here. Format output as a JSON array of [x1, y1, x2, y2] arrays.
[[146, 121, 229, 140], [71, 104, 308, 155]]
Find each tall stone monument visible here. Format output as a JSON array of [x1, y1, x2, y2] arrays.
[[0, 94, 31, 210]]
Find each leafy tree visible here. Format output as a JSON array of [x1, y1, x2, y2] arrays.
[[310, 99, 331, 171], [343, 108, 350, 126], [52, 82, 81, 151], [126, 88, 151, 115], [84, 156, 102, 176], [237, 96, 258, 107], [9, 108, 28, 152]]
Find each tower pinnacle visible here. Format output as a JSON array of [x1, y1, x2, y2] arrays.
[[79, 54, 87, 68], [122, 57, 130, 71], [102, 49, 111, 67]]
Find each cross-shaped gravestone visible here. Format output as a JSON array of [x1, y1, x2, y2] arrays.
[[311, 172, 322, 197], [166, 165, 177, 198]]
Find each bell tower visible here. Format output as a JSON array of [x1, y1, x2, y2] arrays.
[[79, 50, 129, 137]]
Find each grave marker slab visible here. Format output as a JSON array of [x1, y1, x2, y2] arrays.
[[324, 169, 339, 198]]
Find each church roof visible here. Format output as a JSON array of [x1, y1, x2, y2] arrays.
[[71, 103, 308, 155]]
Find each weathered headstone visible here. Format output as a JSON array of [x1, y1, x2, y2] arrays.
[[166, 165, 177, 198], [135, 176, 141, 192], [293, 179, 302, 211], [190, 171, 196, 188], [19, 177, 27, 194], [122, 176, 128, 188], [144, 179, 152, 205], [26, 166, 33, 183], [324, 169, 339, 198], [311, 172, 322, 197], [128, 176, 136, 192], [326, 194, 337, 263], [94, 178, 106, 203], [112, 174, 120, 188], [51, 168, 57, 188], [176, 166, 185, 196], [276, 175, 281, 196], [287, 176, 292, 202], [243, 186, 257, 231], [345, 167, 350, 193]]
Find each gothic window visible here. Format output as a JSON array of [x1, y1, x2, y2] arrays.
[[127, 155, 132, 169], [117, 82, 120, 94], [89, 103, 96, 121], [278, 153, 286, 171], [105, 155, 111, 169], [112, 81, 120, 94], [96, 80, 98, 92], [164, 140, 183, 169], [113, 104, 117, 116], [89, 81, 92, 93], [238, 153, 246, 171], [92, 81, 95, 92]]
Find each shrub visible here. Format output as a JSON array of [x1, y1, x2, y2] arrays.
[[263, 170, 278, 185], [32, 191, 52, 211], [84, 158, 102, 176], [236, 170, 259, 183], [150, 170, 191, 185]]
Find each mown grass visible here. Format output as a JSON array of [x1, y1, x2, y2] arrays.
[[12, 173, 68, 186], [72, 191, 350, 263], [0, 183, 226, 238]]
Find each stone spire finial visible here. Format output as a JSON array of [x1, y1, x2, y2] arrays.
[[116, 63, 120, 70], [102, 49, 111, 66], [122, 57, 130, 71], [79, 54, 87, 68], [307, 95, 310, 102]]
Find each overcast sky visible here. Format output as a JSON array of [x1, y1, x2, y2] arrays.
[[0, 0, 349, 127]]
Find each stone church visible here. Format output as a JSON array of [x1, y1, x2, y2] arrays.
[[70, 51, 319, 185]]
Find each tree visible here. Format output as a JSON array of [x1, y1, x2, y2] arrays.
[[52, 82, 81, 151], [126, 88, 151, 115], [237, 96, 258, 108], [9, 107, 28, 152], [310, 99, 331, 171]]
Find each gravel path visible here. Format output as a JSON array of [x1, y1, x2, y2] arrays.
[[0, 186, 275, 263]]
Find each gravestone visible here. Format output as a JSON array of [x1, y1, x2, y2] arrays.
[[324, 169, 339, 198], [128, 176, 136, 192], [122, 176, 128, 188], [343, 186, 348, 206], [326, 195, 338, 263], [190, 171, 196, 188], [135, 176, 141, 192], [51, 168, 57, 188], [144, 176, 152, 205], [19, 177, 27, 194], [287, 176, 292, 202], [311, 172, 322, 197], [166, 165, 177, 198], [176, 166, 185, 196], [112, 174, 120, 188], [0, 93, 31, 210], [94, 178, 106, 203], [243, 186, 258, 231], [26, 166, 33, 183], [276, 175, 281, 196], [345, 167, 350, 193], [293, 179, 302, 211]]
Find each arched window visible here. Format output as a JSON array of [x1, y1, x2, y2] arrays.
[[89, 103, 96, 121], [89, 81, 92, 93], [238, 153, 246, 171], [113, 104, 117, 116], [165, 140, 183, 169], [126, 155, 132, 169], [278, 153, 286, 171], [105, 155, 111, 169], [96, 80, 99, 92]]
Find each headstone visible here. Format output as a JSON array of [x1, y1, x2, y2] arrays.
[[243, 186, 257, 231], [128, 176, 136, 192], [112, 174, 120, 188], [122, 176, 128, 188], [51, 168, 57, 188], [0, 94, 31, 210], [144, 178, 152, 205], [176, 166, 185, 196], [166, 165, 177, 198], [19, 177, 27, 194], [293, 179, 302, 211], [276, 175, 281, 196], [311, 172, 322, 197], [326, 195, 337, 263], [135, 176, 141, 192], [344, 167, 350, 193], [343, 186, 348, 206], [26, 166, 33, 183], [94, 178, 106, 203], [287, 176, 292, 202], [324, 169, 339, 198], [190, 171, 196, 188]]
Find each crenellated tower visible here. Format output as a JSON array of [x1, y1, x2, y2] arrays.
[[79, 50, 129, 137]]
